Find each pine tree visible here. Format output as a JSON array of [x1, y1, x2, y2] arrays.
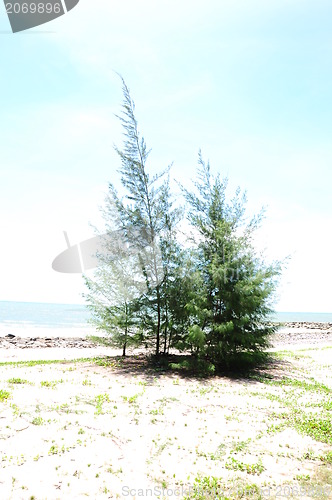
[[84, 227, 143, 356], [182, 152, 282, 368], [86, 77, 181, 356], [84, 80, 283, 370]]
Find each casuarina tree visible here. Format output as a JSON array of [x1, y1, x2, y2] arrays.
[[181, 152, 282, 368], [85, 77, 181, 356], [84, 80, 283, 369]]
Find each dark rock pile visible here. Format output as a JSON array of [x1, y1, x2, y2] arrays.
[[280, 322, 332, 330], [272, 322, 332, 346], [0, 334, 97, 349]]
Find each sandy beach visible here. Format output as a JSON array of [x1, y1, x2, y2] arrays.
[[0, 323, 331, 499]]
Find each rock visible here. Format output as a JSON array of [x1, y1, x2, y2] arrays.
[[1, 340, 12, 348], [0, 336, 98, 349]]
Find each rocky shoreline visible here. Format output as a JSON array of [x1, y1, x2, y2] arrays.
[[272, 330, 332, 346], [271, 321, 332, 346], [277, 321, 332, 330], [0, 322, 331, 350], [0, 335, 97, 349]]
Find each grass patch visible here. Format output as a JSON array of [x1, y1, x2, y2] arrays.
[[183, 475, 224, 499], [231, 438, 252, 454], [31, 416, 44, 426], [320, 451, 332, 464], [293, 412, 332, 445], [122, 394, 139, 404], [40, 379, 64, 388], [93, 357, 123, 368], [225, 457, 265, 475], [0, 357, 93, 367], [273, 350, 308, 358], [94, 393, 110, 414], [7, 378, 32, 385], [183, 475, 263, 500], [299, 346, 332, 352], [252, 373, 332, 446], [0, 389, 11, 402], [253, 375, 331, 394]]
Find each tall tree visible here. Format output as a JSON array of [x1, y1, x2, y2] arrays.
[[182, 152, 282, 368], [86, 77, 181, 356], [84, 224, 143, 356], [84, 81, 283, 369]]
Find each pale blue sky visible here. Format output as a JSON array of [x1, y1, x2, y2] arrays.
[[0, 0, 331, 311]]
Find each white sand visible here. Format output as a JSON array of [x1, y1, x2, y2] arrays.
[[0, 347, 331, 499]]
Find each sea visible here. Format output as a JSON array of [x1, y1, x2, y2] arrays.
[[0, 301, 91, 329], [0, 301, 331, 329]]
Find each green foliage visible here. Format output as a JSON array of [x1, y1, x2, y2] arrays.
[[7, 378, 31, 385], [255, 373, 332, 445], [94, 393, 110, 415], [31, 416, 44, 426], [40, 379, 64, 389], [0, 358, 91, 367], [231, 438, 252, 454], [84, 77, 181, 356], [181, 154, 282, 368], [84, 79, 283, 370], [187, 325, 205, 352], [169, 356, 215, 376], [293, 412, 332, 445], [225, 457, 265, 475], [257, 375, 331, 394], [183, 475, 263, 500], [320, 451, 332, 464], [84, 231, 143, 356], [0, 389, 11, 402], [183, 475, 224, 500]]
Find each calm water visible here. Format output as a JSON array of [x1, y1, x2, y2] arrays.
[[270, 312, 332, 323], [0, 302, 331, 328], [0, 301, 91, 328]]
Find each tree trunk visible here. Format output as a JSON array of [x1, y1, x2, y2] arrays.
[[156, 287, 161, 356], [123, 303, 128, 356], [167, 331, 172, 355], [163, 302, 168, 355]]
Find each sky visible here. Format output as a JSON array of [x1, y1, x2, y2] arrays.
[[0, 0, 331, 312]]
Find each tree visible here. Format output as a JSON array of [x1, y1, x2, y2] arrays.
[[84, 226, 143, 356], [182, 152, 282, 368], [86, 77, 181, 356], [84, 80, 283, 370]]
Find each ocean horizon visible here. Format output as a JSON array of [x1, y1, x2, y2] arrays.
[[0, 301, 331, 328], [0, 301, 90, 329]]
